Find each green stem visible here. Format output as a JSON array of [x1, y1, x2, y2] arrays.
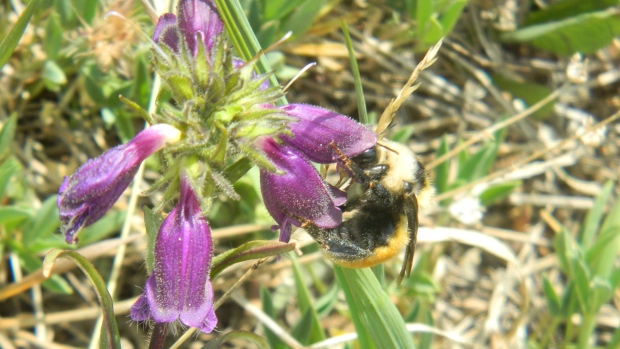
[[561, 296, 577, 349], [341, 19, 368, 125], [43, 249, 121, 349], [577, 314, 596, 349]]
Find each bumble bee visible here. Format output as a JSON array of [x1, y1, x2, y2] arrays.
[[303, 138, 433, 284]]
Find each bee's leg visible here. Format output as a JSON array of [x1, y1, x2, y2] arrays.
[[328, 142, 370, 183]]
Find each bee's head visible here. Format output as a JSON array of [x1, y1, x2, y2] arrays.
[[373, 140, 433, 202]]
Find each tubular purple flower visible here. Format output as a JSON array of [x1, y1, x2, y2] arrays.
[[259, 137, 345, 243], [130, 175, 217, 333], [153, 13, 179, 51], [58, 124, 181, 244], [179, 0, 223, 55], [279, 104, 377, 163]]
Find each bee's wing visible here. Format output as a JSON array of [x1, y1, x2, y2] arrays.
[[397, 194, 419, 285]]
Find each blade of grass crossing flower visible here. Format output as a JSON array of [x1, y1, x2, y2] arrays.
[[213, 0, 285, 104], [0, 0, 44, 69], [334, 266, 415, 349], [341, 20, 369, 125], [43, 249, 121, 349], [289, 253, 326, 344]]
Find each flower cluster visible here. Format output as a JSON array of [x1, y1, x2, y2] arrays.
[[56, 0, 376, 336]]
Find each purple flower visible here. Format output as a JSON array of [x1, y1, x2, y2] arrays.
[[280, 104, 377, 163], [153, 0, 223, 55], [58, 124, 181, 244], [131, 174, 217, 333], [259, 137, 346, 243], [153, 13, 179, 51]]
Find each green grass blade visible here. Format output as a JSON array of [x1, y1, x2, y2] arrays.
[[334, 266, 415, 349], [43, 249, 121, 349], [341, 19, 368, 125], [581, 180, 614, 250], [0, 0, 44, 70]]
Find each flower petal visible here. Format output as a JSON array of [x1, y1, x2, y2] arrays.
[[178, 0, 223, 56], [153, 13, 179, 51], [259, 138, 344, 242], [280, 104, 377, 163], [58, 125, 181, 244]]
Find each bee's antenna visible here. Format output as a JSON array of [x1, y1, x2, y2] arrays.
[[376, 141, 400, 155]]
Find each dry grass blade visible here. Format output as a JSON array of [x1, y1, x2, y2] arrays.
[[375, 39, 443, 135]]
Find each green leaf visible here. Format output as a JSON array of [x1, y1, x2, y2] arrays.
[[479, 180, 522, 206], [573, 260, 590, 314], [580, 181, 614, 250], [260, 286, 288, 349], [0, 0, 44, 70], [290, 253, 325, 344], [263, 0, 304, 21], [422, 16, 444, 45], [281, 0, 324, 38], [492, 74, 554, 119], [43, 250, 121, 349], [502, 8, 620, 56], [0, 206, 33, 227], [439, 0, 468, 36], [334, 266, 415, 349], [588, 195, 620, 279], [588, 276, 613, 313], [416, 0, 433, 40], [554, 228, 580, 278], [290, 308, 316, 344], [0, 113, 17, 158], [0, 157, 21, 201], [524, 0, 617, 26], [42, 60, 67, 86], [458, 137, 499, 182], [542, 276, 563, 317], [22, 195, 60, 248], [44, 12, 63, 60], [73, 0, 97, 25], [315, 282, 340, 317], [203, 330, 270, 349], [210, 240, 296, 279], [144, 207, 163, 275]]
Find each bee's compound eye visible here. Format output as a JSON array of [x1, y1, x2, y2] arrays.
[[404, 182, 413, 193], [353, 147, 377, 163]]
